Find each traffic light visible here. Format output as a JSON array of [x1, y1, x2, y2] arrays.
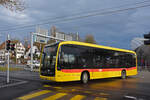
[[144, 33, 150, 45], [6, 40, 11, 50], [6, 40, 15, 51], [11, 43, 15, 51]]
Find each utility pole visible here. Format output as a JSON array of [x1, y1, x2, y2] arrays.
[[30, 32, 33, 71]]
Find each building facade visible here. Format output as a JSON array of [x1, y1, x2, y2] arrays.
[[0, 41, 26, 61], [24, 46, 40, 59], [15, 42, 26, 59]]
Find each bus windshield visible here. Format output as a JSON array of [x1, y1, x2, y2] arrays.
[[41, 43, 58, 76]]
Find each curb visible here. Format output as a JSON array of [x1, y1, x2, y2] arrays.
[[0, 79, 28, 89]]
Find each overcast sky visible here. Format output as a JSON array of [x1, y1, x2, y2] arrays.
[[0, 0, 150, 49]]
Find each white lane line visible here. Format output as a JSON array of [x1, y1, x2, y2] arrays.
[[124, 95, 137, 100]]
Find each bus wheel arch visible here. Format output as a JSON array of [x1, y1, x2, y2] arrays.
[[121, 70, 126, 79], [81, 71, 90, 84]]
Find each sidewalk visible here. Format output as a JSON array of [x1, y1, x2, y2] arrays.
[[0, 67, 41, 89], [0, 70, 41, 81], [136, 71, 150, 83], [0, 77, 27, 88]]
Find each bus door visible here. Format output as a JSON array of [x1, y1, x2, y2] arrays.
[[40, 44, 58, 77]]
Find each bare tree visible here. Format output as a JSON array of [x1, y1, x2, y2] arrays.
[[0, 0, 25, 11], [84, 34, 96, 44]]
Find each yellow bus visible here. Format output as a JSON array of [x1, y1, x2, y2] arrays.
[[40, 41, 137, 83]]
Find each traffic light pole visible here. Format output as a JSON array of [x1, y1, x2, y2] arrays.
[[7, 50, 10, 83], [30, 32, 33, 71], [7, 34, 10, 83]]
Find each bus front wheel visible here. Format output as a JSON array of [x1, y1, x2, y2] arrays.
[[121, 70, 126, 79], [81, 72, 89, 84]]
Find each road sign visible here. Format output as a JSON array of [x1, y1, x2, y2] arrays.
[[36, 27, 48, 43]]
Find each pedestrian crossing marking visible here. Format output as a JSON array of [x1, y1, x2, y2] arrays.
[[16, 87, 110, 100], [71, 89, 76, 91], [99, 93, 109, 96], [53, 86, 63, 89], [84, 91, 92, 93], [43, 93, 67, 100], [43, 85, 51, 88], [18, 90, 51, 100], [94, 97, 107, 100], [43, 85, 62, 89], [70, 95, 85, 100]]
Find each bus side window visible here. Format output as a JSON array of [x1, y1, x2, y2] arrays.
[[68, 54, 75, 68], [58, 45, 77, 69], [58, 51, 66, 69]]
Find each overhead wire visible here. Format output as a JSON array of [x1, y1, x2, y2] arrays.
[[0, 0, 150, 30], [0, 1, 150, 32], [0, 0, 150, 29]]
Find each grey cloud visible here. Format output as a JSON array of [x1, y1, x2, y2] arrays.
[[0, 0, 150, 49]]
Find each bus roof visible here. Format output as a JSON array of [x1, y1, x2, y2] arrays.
[[58, 41, 136, 54]]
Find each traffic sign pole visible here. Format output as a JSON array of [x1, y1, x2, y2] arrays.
[[7, 34, 10, 83], [30, 32, 33, 71]]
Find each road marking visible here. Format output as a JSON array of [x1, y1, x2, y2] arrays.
[[43, 93, 67, 100], [43, 85, 62, 89], [84, 91, 91, 93], [99, 93, 110, 96], [18, 90, 51, 100], [43, 85, 51, 88], [95, 97, 108, 100], [71, 89, 76, 91], [124, 95, 137, 100], [70, 95, 85, 100], [53, 86, 63, 89]]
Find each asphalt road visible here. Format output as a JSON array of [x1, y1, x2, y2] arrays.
[[0, 71, 150, 100]]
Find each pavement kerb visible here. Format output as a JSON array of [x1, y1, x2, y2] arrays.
[[0, 79, 28, 89]]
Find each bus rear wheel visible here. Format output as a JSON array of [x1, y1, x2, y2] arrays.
[[121, 70, 126, 79], [81, 72, 89, 84]]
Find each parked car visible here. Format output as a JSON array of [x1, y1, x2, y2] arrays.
[[0, 60, 5, 65], [33, 60, 40, 68], [27, 60, 40, 68]]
